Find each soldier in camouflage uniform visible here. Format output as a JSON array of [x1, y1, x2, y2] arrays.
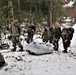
[[0, 26, 2, 38], [27, 26, 34, 44], [42, 28, 50, 43], [52, 21, 61, 51], [49, 27, 53, 43], [61, 28, 74, 53], [0, 26, 2, 49], [11, 20, 23, 51]]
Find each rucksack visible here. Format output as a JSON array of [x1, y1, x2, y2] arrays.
[[69, 28, 74, 34], [53, 27, 61, 39], [69, 28, 74, 40], [61, 28, 69, 41], [28, 28, 34, 36]]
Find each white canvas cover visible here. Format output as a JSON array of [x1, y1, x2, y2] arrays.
[[26, 42, 54, 54]]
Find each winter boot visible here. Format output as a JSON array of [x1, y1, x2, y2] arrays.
[[19, 45, 24, 51], [62, 50, 67, 53]]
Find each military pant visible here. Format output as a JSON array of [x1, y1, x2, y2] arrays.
[[12, 36, 23, 51], [0, 53, 5, 67], [43, 38, 48, 43], [0, 38, 2, 49], [27, 35, 33, 44], [63, 40, 70, 52], [53, 38, 59, 50]]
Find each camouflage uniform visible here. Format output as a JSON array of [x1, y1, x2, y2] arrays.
[[61, 28, 70, 53], [61, 28, 74, 53], [49, 27, 53, 43], [69, 28, 74, 40], [11, 20, 23, 51], [42, 28, 50, 43], [27, 27, 34, 44], [0, 53, 5, 67], [0, 26, 2, 49], [52, 27, 61, 50], [0, 26, 2, 38]]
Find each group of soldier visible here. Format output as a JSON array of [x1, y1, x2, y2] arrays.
[[0, 19, 75, 67], [42, 21, 74, 53], [0, 20, 74, 53], [0, 20, 36, 51]]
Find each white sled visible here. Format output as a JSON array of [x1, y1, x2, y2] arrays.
[[26, 42, 54, 55]]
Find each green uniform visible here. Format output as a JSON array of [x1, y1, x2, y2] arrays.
[[0, 26, 2, 49], [27, 27, 34, 44], [61, 28, 71, 53], [42, 28, 50, 43], [11, 23, 23, 51], [0, 27, 1, 38], [52, 27, 61, 50]]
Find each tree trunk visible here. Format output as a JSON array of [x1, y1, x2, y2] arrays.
[[18, 0, 21, 22], [8, 0, 14, 23], [48, 0, 52, 28]]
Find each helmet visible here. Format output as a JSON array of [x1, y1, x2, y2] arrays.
[[13, 20, 18, 25]]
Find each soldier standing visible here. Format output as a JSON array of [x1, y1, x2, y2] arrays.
[[11, 20, 23, 51], [0, 26, 2, 38], [0, 26, 2, 49], [49, 27, 53, 43], [42, 27, 50, 43], [52, 21, 61, 51], [27, 26, 34, 44], [61, 28, 74, 53]]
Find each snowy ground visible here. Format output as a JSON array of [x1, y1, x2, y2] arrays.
[[0, 24, 76, 75]]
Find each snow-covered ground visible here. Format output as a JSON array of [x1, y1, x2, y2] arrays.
[[0, 24, 76, 75]]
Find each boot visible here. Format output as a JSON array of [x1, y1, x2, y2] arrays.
[[19, 45, 24, 51], [62, 50, 67, 53], [11, 47, 16, 52], [0, 61, 5, 67]]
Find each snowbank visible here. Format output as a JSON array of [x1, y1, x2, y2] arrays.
[[71, 24, 76, 48]]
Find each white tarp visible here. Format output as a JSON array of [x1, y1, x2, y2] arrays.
[[26, 41, 54, 54]]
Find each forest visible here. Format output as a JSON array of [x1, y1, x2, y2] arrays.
[[0, 0, 65, 27]]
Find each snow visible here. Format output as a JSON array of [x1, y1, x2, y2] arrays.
[[64, 17, 72, 22], [0, 24, 76, 74], [63, 1, 75, 7], [61, 17, 73, 28], [70, 24, 76, 52]]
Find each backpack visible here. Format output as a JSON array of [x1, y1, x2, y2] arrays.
[[53, 27, 61, 39], [28, 28, 34, 36], [61, 28, 69, 41], [69, 28, 74, 40]]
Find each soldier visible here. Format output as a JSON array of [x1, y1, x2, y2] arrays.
[[69, 28, 74, 40], [52, 21, 61, 51], [11, 20, 23, 51], [61, 28, 74, 53], [27, 26, 34, 44], [42, 27, 50, 43], [0, 26, 2, 38], [30, 21, 36, 32], [0, 26, 2, 49], [49, 27, 53, 43], [0, 53, 5, 67]]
